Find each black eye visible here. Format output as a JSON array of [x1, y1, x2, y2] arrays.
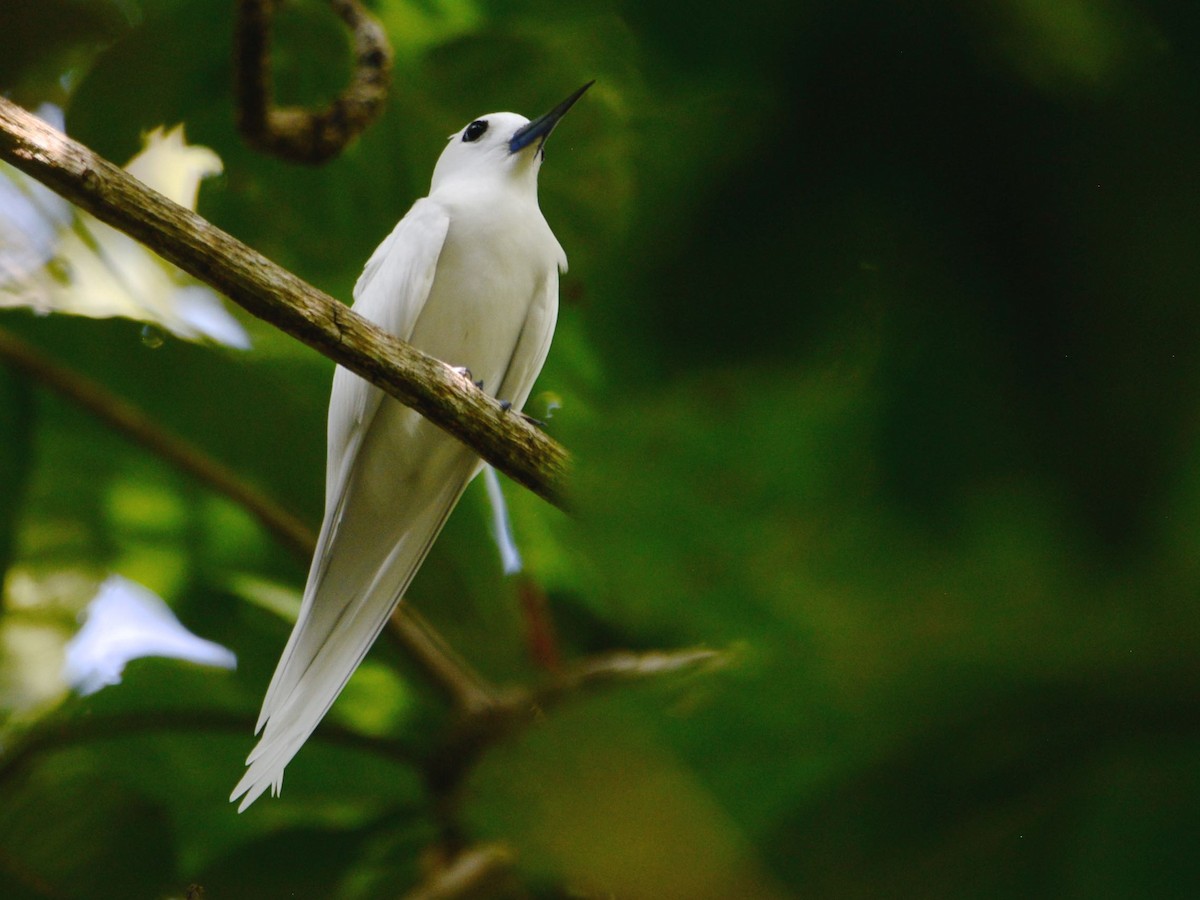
[[463, 120, 488, 143]]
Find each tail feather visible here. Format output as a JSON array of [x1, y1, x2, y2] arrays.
[[231, 451, 477, 811]]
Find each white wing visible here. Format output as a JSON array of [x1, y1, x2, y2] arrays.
[[326, 197, 453, 514], [231, 199, 450, 810]]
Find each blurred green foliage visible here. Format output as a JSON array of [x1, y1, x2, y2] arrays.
[[2, 0, 1200, 897]]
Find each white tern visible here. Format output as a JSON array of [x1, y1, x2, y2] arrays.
[[232, 83, 591, 811]]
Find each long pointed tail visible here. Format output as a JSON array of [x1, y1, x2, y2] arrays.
[[232, 454, 478, 811]]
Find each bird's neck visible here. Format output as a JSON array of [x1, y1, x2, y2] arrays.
[[432, 176, 542, 220]]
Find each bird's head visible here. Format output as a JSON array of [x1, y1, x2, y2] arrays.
[[430, 82, 593, 193]]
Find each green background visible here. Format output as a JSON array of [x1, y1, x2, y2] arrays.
[[2, 0, 1199, 897]]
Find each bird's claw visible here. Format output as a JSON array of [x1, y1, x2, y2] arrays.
[[494, 402, 543, 427], [450, 366, 486, 390]]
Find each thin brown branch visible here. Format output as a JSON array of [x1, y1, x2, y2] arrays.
[[235, 0, 393, 164], [386, 601, 497, 713], [424, 646, 730, 853], [516, 574, 562, 673], [403, 843, 518, 900], [0, 96, 571, 509], [445, 646, 729, 774], [0, 327, 317, 559], [523, 646, 730, 705], [0, 326, 494, 709]]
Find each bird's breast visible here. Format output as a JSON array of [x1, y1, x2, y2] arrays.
[[407, 205, 558, 394]]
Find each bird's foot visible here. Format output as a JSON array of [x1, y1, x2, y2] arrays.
[[450, 366, 485, 390], [494, 402, 543, 427]]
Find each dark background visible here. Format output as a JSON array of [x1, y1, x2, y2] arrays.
[[2, 0, 1199, 896]]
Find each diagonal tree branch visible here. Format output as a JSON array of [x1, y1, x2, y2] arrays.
[[0, 327, 317, 560], [0, 96, 570, 510]]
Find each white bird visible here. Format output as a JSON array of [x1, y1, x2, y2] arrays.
[[232, 83, 591, 811]]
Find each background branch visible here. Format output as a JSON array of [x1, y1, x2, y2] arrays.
[[403, 843, 519, 900], [0, 327, 495, 708], [425, 646, 729, 856], [0, 327, 316, 560], [235, 0, 393, 164], [0, 96, 570, 509]]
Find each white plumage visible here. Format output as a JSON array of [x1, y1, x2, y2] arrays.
[[232, 86, 589, 811]]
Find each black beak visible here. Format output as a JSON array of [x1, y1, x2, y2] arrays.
[[509, 81, 594, 154]]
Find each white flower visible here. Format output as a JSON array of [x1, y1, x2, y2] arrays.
[[0, 109, 250, 348], [63, 575, 236, 696]]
